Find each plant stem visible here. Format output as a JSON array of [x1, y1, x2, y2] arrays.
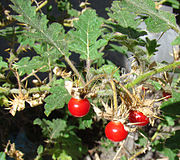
[[109, 80, 118, 116], [125, 61, 180, 89], [64, 56, 86, 85], [0, 85, 50, 95], [35, 0, 48, 12], [112, 141, 125, 160], [151, 124, 162, 142]]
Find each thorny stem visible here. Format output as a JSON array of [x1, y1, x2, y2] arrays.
[[0, 85, 50, 95], [125, 61, 180, 89], [109, 80, 118, 116]]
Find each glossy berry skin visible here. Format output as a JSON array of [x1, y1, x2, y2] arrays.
[[129, 110, 149, 126], [105, 121, 128, 142], [163, 91, 172, 99], [68, 97, 90, 117]]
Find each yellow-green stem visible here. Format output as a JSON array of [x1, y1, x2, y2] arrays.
[[125, 61, 180, 89], [109, 80, 118, 116]]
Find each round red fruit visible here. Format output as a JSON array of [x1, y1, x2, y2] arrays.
[[129, 110, 149, 126], [105, 121, 128, 142], [163, 91, 172, 99], [68, 97, 90, 117]]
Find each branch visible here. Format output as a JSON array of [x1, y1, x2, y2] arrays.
[[125, 61, 180, 89], [0, 85, 50, 95]]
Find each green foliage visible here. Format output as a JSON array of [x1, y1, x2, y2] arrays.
[[0, 152, 6, 160], [0, 57, 7, 69], [166, 0, 180, 9], [14, 56, 47, 75], [0, 0, 179, 159], [160, 91, 180, 117], [68, 9, 108, 61], [171, 35, 180, 45], [110, 0, 178, 33], [145, 37, 160, 57], [34, 118, 67, 139], [44, 79, 71, 116], [34, 118, 87, 160], [10, 0, 68, 58], [108, 1, 141, 29]]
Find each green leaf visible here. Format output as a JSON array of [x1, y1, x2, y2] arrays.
[[165, 130, 180, 150], [59, 150, 72, 160], [10, 0, 68, 57], [44, 79, 71, 116], [121, 155, 127, 160], [91, 63, 121, 81], [166, 0, 180, 9], [145, 38, 160, 56], [79, 119, 93, 130], [68, 9, 107, 60], [163, 115, 175, 126], [0, 152, 6, 160], [113, 0, 178, 33], [160, 98, 180, 116], [171, 35, 180, 45], [37, 145, 44, 155], [160, 148, 177, 160], [108, 1, 141, 29], [0, 57, 8, 69], [136, 136, 147, 146], [150, 80, 162, 90], [34, 118, 67, 139], [14, 56, 47, 76], [108, 44, 128, 56]]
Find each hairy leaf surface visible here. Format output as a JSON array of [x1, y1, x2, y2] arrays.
[[109, 0, 178, 33], [68, 9, 108, 60], [44, 79, 70, 116]]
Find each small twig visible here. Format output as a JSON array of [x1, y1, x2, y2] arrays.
[[114, 80, 136, 104], [109, 80, 118, 116], [84, 74, 107, 88], [129, 147, 147, 160], [151, 124, 162, 142], [21, 65, 46, 82], [113, 141, 125, 160], [35, 0, 48, 12], [34, 73, 43, 84]]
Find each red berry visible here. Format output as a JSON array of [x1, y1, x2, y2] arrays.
[[163, 91, 172, 99], [68, 97, 90, 117], [105, 121, 128, 142], [129, 110, 149, 126]]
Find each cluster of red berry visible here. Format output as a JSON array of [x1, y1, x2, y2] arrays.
[[67, 97, 150, 142]]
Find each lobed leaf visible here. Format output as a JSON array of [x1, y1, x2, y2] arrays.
[[110, 0, 179, 33], [14, 56, 47, 76], [44, 79, 71, 116], [68, 9, 108, 61], [10, 0, 68, 57], [34, 118, 67, 139]]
